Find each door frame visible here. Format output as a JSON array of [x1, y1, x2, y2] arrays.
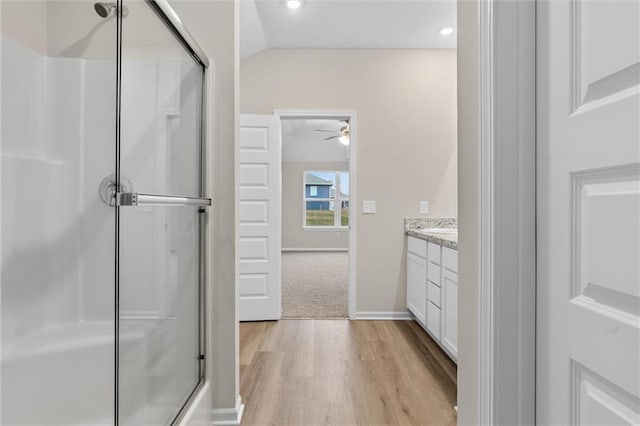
[[274, 109, 358, 320], [473, 0, 537, 424]]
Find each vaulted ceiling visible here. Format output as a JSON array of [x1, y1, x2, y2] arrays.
[[240, 0, 457, 59]]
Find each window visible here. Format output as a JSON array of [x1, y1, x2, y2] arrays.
[[303, 171, 349, 228]]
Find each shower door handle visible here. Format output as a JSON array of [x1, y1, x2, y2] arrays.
[[116, 192, 211, 207]]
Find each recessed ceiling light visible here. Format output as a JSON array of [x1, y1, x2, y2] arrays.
[[440, 27, 454, 36], [286, 0, 302, 9]]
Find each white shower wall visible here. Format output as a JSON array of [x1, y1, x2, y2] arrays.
[[1, 35, 116, 342], [2, 34, 198, 338], [1, 33, 117, 424]]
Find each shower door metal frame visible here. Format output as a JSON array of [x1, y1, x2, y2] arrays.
[[115, 1, 210, 424]]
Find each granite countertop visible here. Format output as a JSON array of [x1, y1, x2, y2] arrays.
[[404, 217, 458, 250], [406, 229, 458, 250]]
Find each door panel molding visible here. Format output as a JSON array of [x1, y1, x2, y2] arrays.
[[571, 361, 640, 425], [571, 0, 640, 113], [571, 163, 640, 302]]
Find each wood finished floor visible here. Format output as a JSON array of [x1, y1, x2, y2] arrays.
[[240, 320, 457, 426]]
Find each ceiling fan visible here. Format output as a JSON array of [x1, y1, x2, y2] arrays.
[[313, 122, 350, 145]]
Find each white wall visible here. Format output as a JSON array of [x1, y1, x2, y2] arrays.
[[0, 0, 47, 54], [282, 161, 349, 250], [241, 48, 457, 313], [1, 0, 124, 58]]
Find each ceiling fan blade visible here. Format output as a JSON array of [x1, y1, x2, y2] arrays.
[[324, 135, 340, 141], [314, 129, 337, 133]]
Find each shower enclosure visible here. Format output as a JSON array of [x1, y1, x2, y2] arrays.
[[1, 1, 209, 424]]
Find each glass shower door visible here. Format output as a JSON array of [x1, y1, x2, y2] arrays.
[[117, 1, 207, 424]]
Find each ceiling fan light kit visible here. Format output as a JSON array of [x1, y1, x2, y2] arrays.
[[313, 123, 350, 145]]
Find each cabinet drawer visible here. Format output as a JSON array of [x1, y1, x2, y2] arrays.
[[427, 301, 441, 340], [428, 281, 441, 307], [428, 263, 441, 287], [408, 236, 427, 258], [443, 247, 458, 273], [428, 242, 441, 264]]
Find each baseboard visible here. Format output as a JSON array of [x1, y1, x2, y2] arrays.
[[211, 396, 244, 426], [355, 311, 413, 320], [282, 247, 349, 252]]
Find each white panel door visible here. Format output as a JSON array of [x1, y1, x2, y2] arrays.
[[537, 1, 640, 424], [238, 114, 281, 321]]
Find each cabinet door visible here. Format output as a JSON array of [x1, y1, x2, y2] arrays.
[[442, 269, 458, 360], [427, 300, 441, 340], [407, 253, 427, 325]]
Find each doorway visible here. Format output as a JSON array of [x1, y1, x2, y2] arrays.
[[280, 117, 352, 319], [237, 111, 357, 322], [277, 111, 357, 320]]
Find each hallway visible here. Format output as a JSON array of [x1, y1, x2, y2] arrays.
[[240, 320, 457, 425]]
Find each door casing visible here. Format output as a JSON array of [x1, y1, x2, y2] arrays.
[[467, 0, 537, 424]]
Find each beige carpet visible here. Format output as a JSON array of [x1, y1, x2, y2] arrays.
[[281, 251, 348, 319]]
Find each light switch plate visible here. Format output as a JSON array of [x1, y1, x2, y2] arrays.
[[420, 201, 429, 215], [363, 200, 376, 214]]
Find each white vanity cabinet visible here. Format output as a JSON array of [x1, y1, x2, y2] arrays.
[[406, 237, 428, 325], [406, 235, 458, 363]]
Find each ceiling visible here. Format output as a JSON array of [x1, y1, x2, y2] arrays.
[[282, 118, 350, 163], [240, 0, 457, 59]]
